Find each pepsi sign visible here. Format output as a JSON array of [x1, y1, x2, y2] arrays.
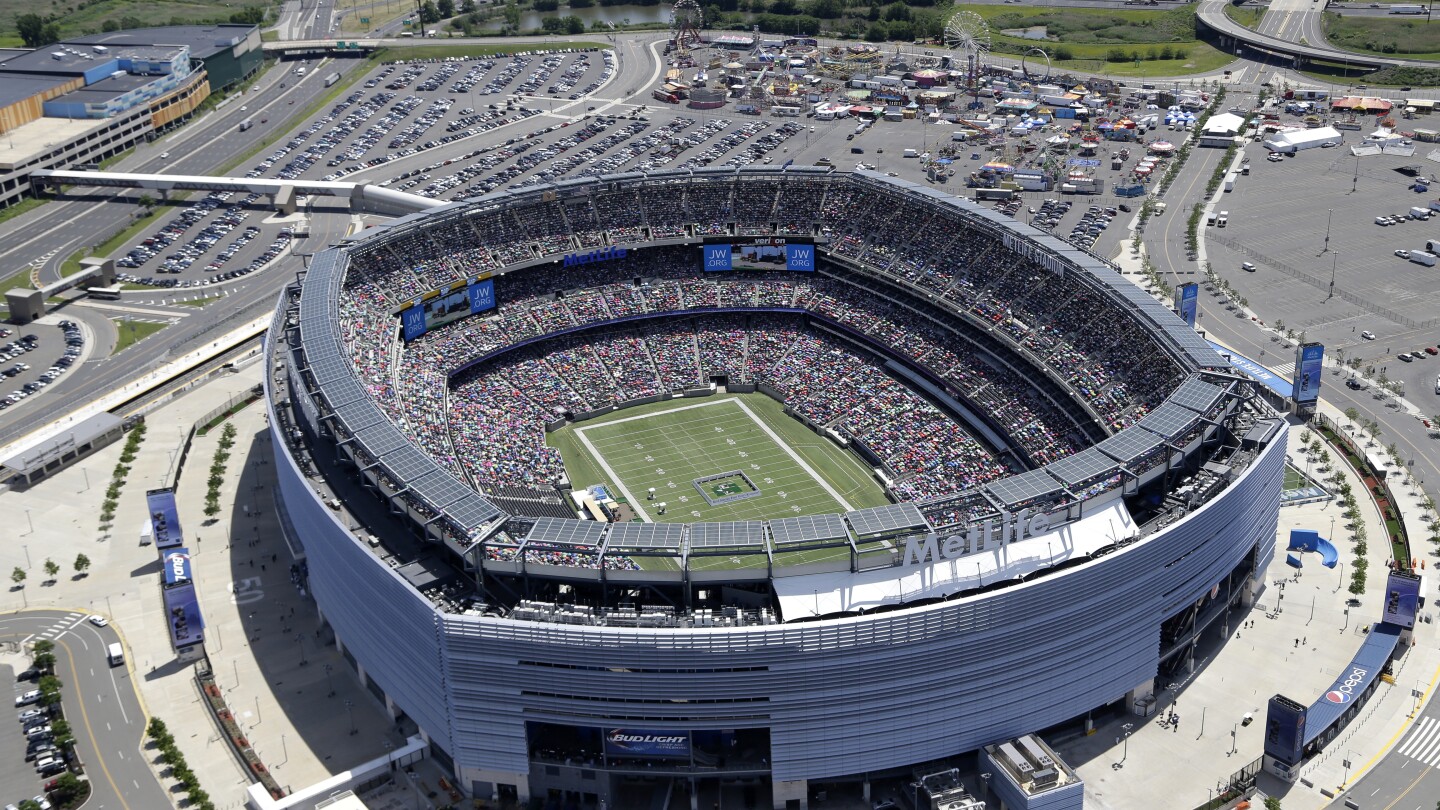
[[162, 548, 192, 587], [603, 728, 691, 758], [1325, 667, 1367, 704]]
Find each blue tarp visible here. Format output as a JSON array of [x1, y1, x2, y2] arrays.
[[1208, 341, 1294, 398], [1303, 622, 1402, 744]]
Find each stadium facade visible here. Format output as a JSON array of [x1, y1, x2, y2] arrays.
[[266, 168, 1286, 808]]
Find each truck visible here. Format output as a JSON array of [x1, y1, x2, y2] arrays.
[[1115, 184, 1146, 197], [1411, 206, 1432, 220], [239, 117, 254, 132], [1391, 4, 1426, 12], [1217, 211, 1229, 227], [107, 642, 124, 667], [1426, 239, 1440, 252], [1224, 173, 1237, 192], [324, 72, 341, 87], [1411, 250, 1437, 266]]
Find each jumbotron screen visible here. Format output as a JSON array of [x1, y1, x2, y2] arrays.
[[702, 238, 816, 272]]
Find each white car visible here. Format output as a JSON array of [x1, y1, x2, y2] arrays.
[[1241, 261, 1257, 272], [1395, 249, 1411, 258], [14, 690, 40, 707], [1266, 153, 1284, 162], [88, 615, 107, 627], [18, 709, 43, 721], [1361, 330, 1377, 340]]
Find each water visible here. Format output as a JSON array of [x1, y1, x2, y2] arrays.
[[506, 3, 672, 32]]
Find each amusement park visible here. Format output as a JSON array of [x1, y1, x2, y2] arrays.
[[649, 1, 1217, 203]]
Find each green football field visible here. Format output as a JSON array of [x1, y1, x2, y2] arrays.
[[547, 394, 892, 570]]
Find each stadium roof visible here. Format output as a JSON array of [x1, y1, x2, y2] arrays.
[[0, 72, 76, 109], [689, 521, 768, 550], [523, 517, 606, 548], [769, 514, 848, 547], [607, 522, 685, 552], [985, 468, 1065, 510], [65, 25, 258, 61], [1044, 447, 1121, 488], [845, 504, 928, 538]]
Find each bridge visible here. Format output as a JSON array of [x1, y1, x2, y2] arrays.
[[31, 170, 442, 216], [1195, 0, 1433, 71]]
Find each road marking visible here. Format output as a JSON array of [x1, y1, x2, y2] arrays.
[[57, 636, 133, 810]]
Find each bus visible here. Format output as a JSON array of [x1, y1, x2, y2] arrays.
[[88, 284, 122, 300], [106, 642, 124, 667], [1390, 4, 1425, 13]]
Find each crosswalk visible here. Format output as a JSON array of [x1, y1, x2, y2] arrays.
[[21, 612, 85, 645], [1399, 716, 1440, 767]]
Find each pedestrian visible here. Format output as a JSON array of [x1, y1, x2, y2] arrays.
[[261, 564, 266, 571], [1302, 636, 1306, 645], [1294, 638, 1299, 647]]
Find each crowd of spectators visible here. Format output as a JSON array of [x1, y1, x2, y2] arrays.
[[330, 173, 1192, 532]]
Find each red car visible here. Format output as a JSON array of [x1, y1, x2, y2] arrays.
[[1427, 346, 1439, 355]]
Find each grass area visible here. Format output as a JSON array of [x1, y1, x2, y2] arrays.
[[958, 2, 1233, 75], [0, 0, 271, 42], [1323, 11, 1440, 59], [111, 318, 167, 354], [0, 197, 50, 227], [173, 295, 223, 308], [1223, 2, 1268, 29], [549, 394, 889, 569], [60, 206, 167, 276]]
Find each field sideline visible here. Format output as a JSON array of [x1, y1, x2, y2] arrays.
[[547, 394, 892, 571]]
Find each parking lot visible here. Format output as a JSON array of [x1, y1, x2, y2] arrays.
[[0, 321, 87, 414], [4, 664, 53, 806]]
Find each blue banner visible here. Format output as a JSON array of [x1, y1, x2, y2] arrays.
[[1264, 695, 1307, 766], [1208, 341, 1293, 398], [703, 244, 733, 271], [402, 304, 427, 342], [162, 548, 192, 588], [604, 728, 691, 758], [1384, 570, 1422, 629], [469, 278, 496, 314], [1294, 343, 1324, 404], [785, 243, 816, 272], [163, 581, 205, 649], [1178, 283, 1198, 327], [146, 489, 184, 551]]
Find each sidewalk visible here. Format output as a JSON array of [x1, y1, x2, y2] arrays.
[[1063, 417, 1435, 809], [0, 364, 406, 806]]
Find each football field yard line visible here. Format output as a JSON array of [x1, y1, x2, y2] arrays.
[[575, 429, 653, 522], [731, 397, 854, 512]]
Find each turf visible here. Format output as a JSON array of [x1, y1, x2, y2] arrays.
[[548, 394, 891, 570]]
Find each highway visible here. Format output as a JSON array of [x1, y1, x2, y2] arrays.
[[0, 610, 167, 810], [1196, 0, 1440, 68]]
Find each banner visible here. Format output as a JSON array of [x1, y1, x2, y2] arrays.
[[702, 243, 733, 271], [146, 489, 184, 551], [785, 242, 816, 272], [1293, 343, 1324, 404], [1178, 282, 1198, 327], [604, 728, 691, 759], [1264, 695, 1307, 766], [162, 548, 192, 588], [1383, 570, 1422, 629], [163, 581, 205, 649], [400, 278, 497, 342]]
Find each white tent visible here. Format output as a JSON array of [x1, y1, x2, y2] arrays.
[[1263, 125, 1342, 153]]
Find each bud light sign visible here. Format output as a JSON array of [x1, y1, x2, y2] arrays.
[[162, 548, 192, 588], [604, 728, 691, 758], [703, 244, 733, 272]]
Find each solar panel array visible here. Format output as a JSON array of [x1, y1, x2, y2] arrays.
[[845, 504, 929, 537], [985, 468, 1065, 510], [607, 522, 686, 551], [524, 517, 607, 548], [689, 521, 768, 550], [769, 514, 848, 546]]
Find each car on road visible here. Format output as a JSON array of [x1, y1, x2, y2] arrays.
[[88, 615, 107, 627], [1361, 330, 1377, 340], [160, 152, 169, 159], [15, 690, 40, 706], [1321, 141, 1338, 148], [1396, 249, 1411, 258], [1242, 261, 1257, 272]]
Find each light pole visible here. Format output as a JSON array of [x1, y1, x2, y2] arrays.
[[1120, 722, 1133, 764], [1229, 722, 1238, 755], [22, 544, 30, 568], [325, 663, 335, 697], [1328, 252, 1338, 301], [346, 699, 357, 735], [296, 633, 308, 666], [1322, 208, 1332, 254], [255, 695, 262, 724], [24, 510, 33, 537]]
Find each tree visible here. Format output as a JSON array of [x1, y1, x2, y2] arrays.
[[419, 0, 441, 24], [438, 0, 455, 17], [16, 13, 59, 47], [11, 567, 24, 587], [503, 0, 522, 28], [102, 19, 120, 32], [18, 799, 42, 810], [459, 0, 476, 11], [534, 0, 560, 9], [51, 772, 84, 804], [1344, 406, 1360, 424], [43, 558, 59, 581], [74, 553, 91, 577], [563, 15, 585, 34], [1264, 797, 1282, 810]]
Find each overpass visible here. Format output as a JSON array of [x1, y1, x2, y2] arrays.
[[1195, 0, 1433, 70], [30, 170, 442, 216]]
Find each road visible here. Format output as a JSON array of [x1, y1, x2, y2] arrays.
[[1196, 0, 1439, 68], [0, 610, 167, 810], [1329, 700, 1440, 808]]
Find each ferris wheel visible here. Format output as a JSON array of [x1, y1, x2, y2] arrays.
[[671, 0, 703, 49], [944, 9, 991, 101]]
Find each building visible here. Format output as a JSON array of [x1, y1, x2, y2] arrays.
[[1198, 111, 1246, 148], [265, 170, 1285, 810], [0, 24, 259, 209]]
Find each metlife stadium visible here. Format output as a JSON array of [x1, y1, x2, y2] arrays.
[[266, 169, 1286, 808]]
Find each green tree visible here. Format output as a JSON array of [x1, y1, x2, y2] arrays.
[[503, 0, 521, 28], [1264, 797, 1282, 810], [18, 799, 42, 810], [74, 553, 91, 577], [11, 567, 24, 587], [563, 15, 585, 33], [534, 0, 560, 9], [808, 0, 842, 17], [101, 19, 120, 32], [438, 0, 455, 17], [419, 0, 441, 23], [43, 558, 59, 581], [51, 772, 84, 803], [881, 2, 910, 21], [16, 13, 59, 47], [230, 6, 265, 24]]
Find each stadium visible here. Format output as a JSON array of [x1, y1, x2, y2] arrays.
[[265, 168, 1286, 809]]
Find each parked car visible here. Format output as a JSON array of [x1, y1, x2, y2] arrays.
[[15, 690, 41, 706]]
